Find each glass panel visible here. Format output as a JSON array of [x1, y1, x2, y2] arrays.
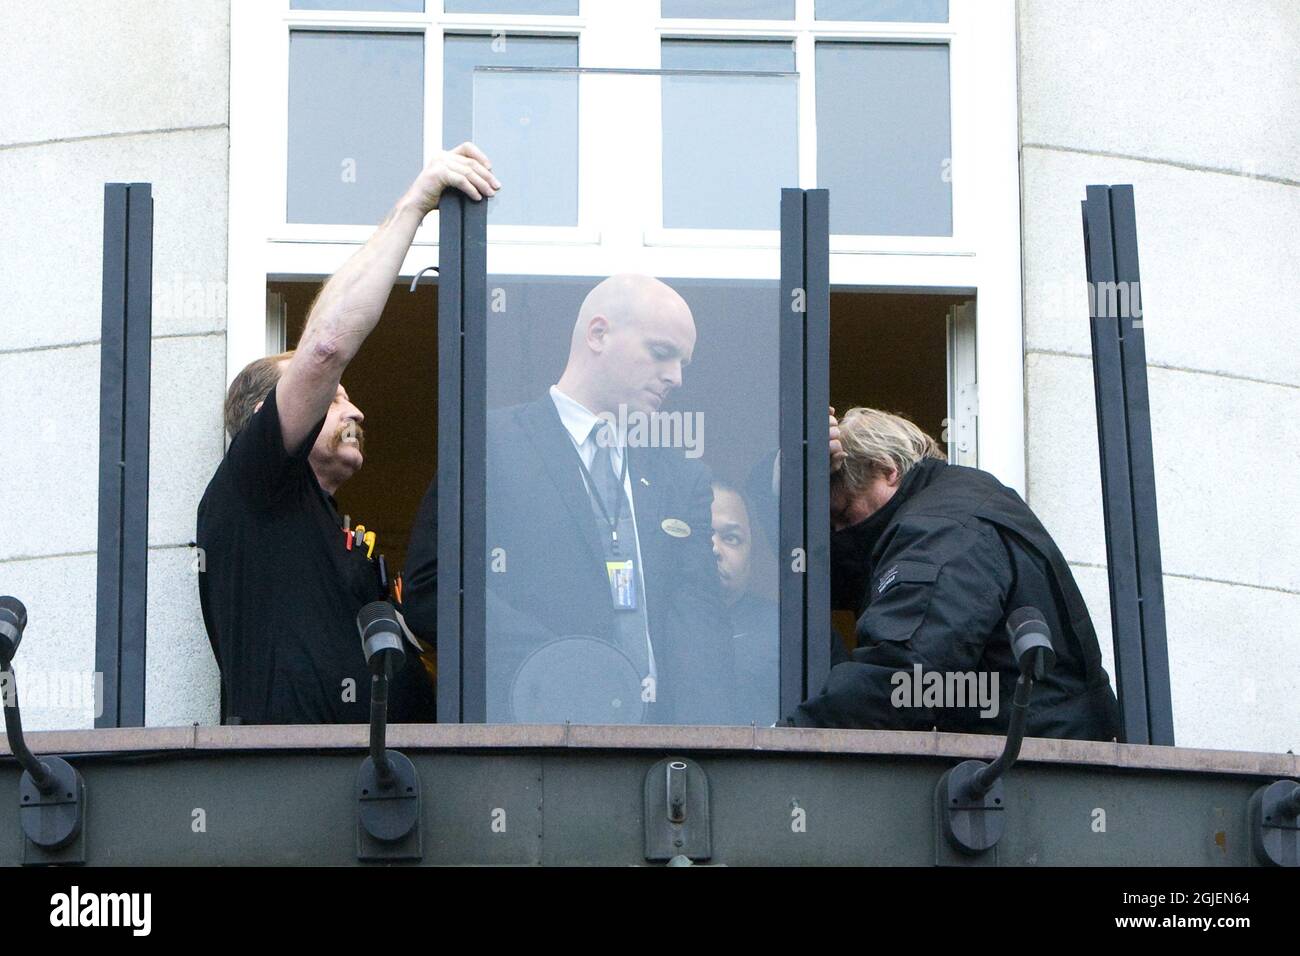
[[481, 273, 781, 726], [815, 0, 948, 20], [287, 31, 423, 225], [662, 0, 795, 18], [445, 36, 579, 226], [471, 67, 797, 230], [816, 42, 952, 236], [660, 40, 796, 229], [660, 37, 794, 72], [290, 0, 424, 11], [445, 0, 579, 12]]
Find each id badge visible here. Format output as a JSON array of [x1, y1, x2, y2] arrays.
[[605, 559, 637, 610]]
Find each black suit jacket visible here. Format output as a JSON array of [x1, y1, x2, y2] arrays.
[[404, 395, 735, 723]]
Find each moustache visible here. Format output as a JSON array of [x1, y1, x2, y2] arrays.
[[331, 421, 365, 456]]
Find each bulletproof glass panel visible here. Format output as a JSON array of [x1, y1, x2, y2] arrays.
[[471, 70, 790, 724]]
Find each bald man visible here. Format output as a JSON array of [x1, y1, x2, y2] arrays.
[[403, 274, 735, 724]]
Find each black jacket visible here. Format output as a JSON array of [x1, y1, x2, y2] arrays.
[[403, 395, 735, 724], [786, 458, 1119, 741]]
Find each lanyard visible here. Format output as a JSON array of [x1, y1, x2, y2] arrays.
[[574, 438, 631, 555]]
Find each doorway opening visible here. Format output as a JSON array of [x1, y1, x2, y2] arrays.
[[267, 279, 438, 577], [828, 290, 976, 647]]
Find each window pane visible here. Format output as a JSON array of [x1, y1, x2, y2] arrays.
[[662, 0, 794, 18], [816, 42, 951, 235], [661, 41, 797, 229], [454, 35, 579, 226], [481, 274, 781, 726], [815, 0, 948, 20], [445, 0, 578, 12], [287, 32, 423, 225], [290, 0, 424, 11], [444, 34, 578, 146]]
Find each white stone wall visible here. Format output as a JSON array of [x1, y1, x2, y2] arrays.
[[1018, 0, 1300, 752], [0, 0, 229, 729]]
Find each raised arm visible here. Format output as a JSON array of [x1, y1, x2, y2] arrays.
[[275, 142, 500, 451]]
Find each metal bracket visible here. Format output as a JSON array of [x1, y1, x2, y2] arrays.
[[644, 757, 711, 863], [408, 265, 438, 293], [936, 759, 1004, 861], [19, 756, 86, 865], [1248, 779, 1300, 867], [356, 750, 422, 862]]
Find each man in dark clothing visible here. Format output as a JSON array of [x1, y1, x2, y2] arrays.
[[402, 274, 736, 725], [784, 407, 1119, 741], [197, 142, 500, 724]]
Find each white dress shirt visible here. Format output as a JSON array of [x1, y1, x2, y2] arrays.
[[549, 385, 656, 681]]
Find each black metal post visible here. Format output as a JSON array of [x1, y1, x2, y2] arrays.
[[778, 189, 807, 718], [95, 182, 153, 729], [1081, 184, 1174, 746], [435, 191, 488, 723], [460, 197, 488, 723], [436, 195, 465, 723], [802, 189, 832, 698], [779, 188, 832, 715]]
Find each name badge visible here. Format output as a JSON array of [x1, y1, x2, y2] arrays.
[[661, 518, 691, 538], [606, 560, 637, 610]]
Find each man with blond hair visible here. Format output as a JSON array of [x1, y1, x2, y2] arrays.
[[197, 143, 499, 724], [785, 407, 1119, 740]]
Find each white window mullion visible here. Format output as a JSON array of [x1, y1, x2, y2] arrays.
[[420, 22, 444, 253], [795, 31, 817, 190]]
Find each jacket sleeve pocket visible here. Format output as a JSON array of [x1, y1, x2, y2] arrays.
[[857, 560, 941, 645]]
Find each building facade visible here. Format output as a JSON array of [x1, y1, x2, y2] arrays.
[[1, 0, 1295, 753]]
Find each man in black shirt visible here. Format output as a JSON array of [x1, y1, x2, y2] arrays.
[[197, 142, 500, 724]]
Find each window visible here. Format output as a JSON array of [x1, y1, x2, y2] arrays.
[[229, 2, 1028, 673], [815, 0, 948, 21], [446, 34, 579, 225], [660, 40, 797, 230], [816, 41, 952, 235], [662, 0, 795, 18], [287, 31, 424, 225], [292, 0, 424, 10]]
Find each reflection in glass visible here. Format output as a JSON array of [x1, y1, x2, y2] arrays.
[[481, 276, 780, 725], [445, 0, 578, 11], [661, 41, 797, 229], [662, 0, 795, 18], [449, 38, 578, 225], [291, 0, 423, 10], [287, 31, 423, 225], [815, 0, 948, 21], [816, 42, 952, 236]]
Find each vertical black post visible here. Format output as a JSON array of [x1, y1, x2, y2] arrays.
[[1081, 184, 1173, 745], [435, 193, 465, 724], [803, 189, 832, 698], [460, 197, 489, 723], [779, 187, 833, 717], [436, 191, 489, 723], [95, 183, 153, 728], [1108, 187, 1174, 746], [778, 189, 807, 718]]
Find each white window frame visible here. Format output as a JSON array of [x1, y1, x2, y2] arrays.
[[228, 0, 1024, 492]]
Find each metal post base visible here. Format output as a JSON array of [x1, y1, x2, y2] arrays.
[[19, 756, 85, 863], [1248, 780, 1299, 867], [936, 760, 1004, 861], [356, 751, 422, 862]]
